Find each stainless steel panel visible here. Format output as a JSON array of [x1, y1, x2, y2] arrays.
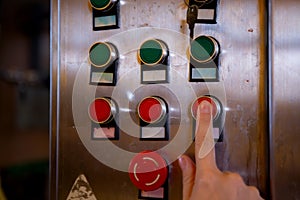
[[270, 0, 300, 199], [51, 0, 268, 199]]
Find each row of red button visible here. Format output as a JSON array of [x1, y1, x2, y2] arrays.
[[89, 96, 220, 124]]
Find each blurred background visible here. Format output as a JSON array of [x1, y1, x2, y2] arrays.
[[0, 0, 50, 199]]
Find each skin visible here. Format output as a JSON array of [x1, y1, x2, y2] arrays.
[[178, 101, 264, 200]]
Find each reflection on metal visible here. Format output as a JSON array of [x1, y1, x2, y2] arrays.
[[270, 0, 300, 199]]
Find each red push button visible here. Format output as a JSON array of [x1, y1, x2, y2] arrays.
[[128, 151, 168, 191], [88, 98, 116, 124], [191, 96, 220, 120], [138, 97, 166, 124]]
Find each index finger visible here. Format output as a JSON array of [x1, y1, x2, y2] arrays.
[[194, 100, 218, 174]]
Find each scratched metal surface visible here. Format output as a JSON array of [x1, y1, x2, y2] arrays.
[[50, 0, 268, 199]]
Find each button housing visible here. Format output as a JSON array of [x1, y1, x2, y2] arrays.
[[89, 0, 120, 31], [88, 42, 119, 86], [189, 35, 220, 82], [88, 97, 119, 140], [138, 96, 169, 141], [191, 95, 223, 142], [138, 39, 170, 84]]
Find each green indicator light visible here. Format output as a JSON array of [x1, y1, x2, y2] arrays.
[[89, 43, 111, 67], [90, 0, 111, 10], [191, 36, 218, 63], [139, 40, 164, 65]]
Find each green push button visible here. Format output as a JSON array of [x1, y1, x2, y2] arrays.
[[190, 36, 219, 63], [139, 39, 164, 65], [89, 42, 112, 67], [90, 0, 111, 10]]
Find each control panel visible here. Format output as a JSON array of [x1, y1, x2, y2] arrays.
[[51, 0, 268, 199]]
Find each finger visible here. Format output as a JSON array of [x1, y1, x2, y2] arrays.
[[246, 186, 264, 200], [178, 155, 196, 200], [195, 101, 218, 174]]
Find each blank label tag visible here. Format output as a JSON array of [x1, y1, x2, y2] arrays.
[[93, 127, 115, 139], [141, 127, 166, 139], [95, 15, 117, 27], [192, 68, 217, 79], [91, 72, 114, 83], [213, 127, 220, 140], [143, 70, 166, 82], [140, 187, 165, 199], [198, 9, 215, 20]]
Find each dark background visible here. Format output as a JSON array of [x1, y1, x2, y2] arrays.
[[0, 0, 50, 199]]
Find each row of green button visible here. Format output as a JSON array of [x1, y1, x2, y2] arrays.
[[89, 36, 219, 67]]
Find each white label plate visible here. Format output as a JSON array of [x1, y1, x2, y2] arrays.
[[143, 70, 166, 82], [141, 127, 166, 139], [198, 9, 215, 20]]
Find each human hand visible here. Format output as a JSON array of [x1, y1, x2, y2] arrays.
[[178, 101, 264, 200]]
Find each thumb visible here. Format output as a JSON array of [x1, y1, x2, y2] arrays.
[[178, 155, 196, 200]]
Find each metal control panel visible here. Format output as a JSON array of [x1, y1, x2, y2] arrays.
[[50, 0, 268, 199]]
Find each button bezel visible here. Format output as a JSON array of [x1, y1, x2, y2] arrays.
[[89, 0, 112, 11], [138, 96, 167, 124], [88, 42, 117, 68], [191, 95, 221, 120], [189, 35, 219, 64], [88, 97, 116, 124], [138, 39, 168, 66]]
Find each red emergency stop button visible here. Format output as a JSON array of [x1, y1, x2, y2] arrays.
[[88, 98, 116, 124], [128, 151, 168, 191], [191, 96, 221, 120], [138, 97, 167, 124]]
